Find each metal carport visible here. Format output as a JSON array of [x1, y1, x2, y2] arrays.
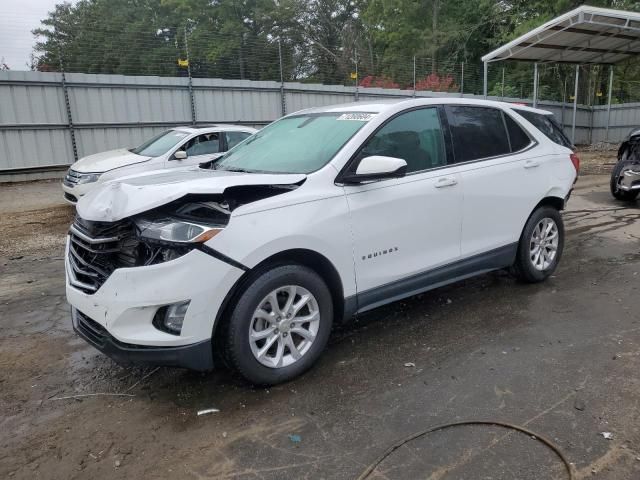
[[482, 5, 640, 143]]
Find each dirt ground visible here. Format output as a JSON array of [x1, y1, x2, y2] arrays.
[[1, 164, 640, 479]]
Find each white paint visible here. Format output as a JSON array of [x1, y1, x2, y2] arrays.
[[65, 97, 576, 362]]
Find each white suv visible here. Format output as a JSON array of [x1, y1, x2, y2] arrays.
[[65, 98, 578, 385], [62, 125, 256, 204]]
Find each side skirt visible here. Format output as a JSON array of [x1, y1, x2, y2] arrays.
[[348, 243, 518, 316]]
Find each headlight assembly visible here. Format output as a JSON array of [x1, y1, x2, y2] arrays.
[[76, 173, 102, 184], [135, 218, 223, 244]]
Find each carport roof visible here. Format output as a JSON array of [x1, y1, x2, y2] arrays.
[[482, 5, 640, 65]]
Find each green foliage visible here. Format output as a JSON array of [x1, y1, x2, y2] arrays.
[[30, 0, 640, 101]]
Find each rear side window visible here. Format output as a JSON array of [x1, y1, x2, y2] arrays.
[[226, 131, 252, 150], [504, 114, 532, 152], [446, 106, 511, 162], [516, 110, 573, 149]]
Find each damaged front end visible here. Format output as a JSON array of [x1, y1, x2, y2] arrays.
[[67, 184, 300, 294]]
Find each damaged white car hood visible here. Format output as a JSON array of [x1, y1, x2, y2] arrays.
[[76, 168, 306, 222]]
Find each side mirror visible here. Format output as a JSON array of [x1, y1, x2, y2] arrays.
[[342, 155, 407, 184], [173, 150, 187, 160]]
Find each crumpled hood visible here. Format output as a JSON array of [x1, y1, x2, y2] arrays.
[[76, 168, 307, 222], [72, 149, 151, 173]]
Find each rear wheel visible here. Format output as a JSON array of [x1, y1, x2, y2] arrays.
[[513, 206, 564, 283], [610, 156, 640, 201], [222, 264, 333, 385]]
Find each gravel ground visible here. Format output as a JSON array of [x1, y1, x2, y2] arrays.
[[1, 173, 640, 479]]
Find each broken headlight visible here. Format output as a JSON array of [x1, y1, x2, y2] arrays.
[[135, 218, 223, 244]]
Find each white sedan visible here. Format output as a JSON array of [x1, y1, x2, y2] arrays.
[[62, 125, 257, 203]]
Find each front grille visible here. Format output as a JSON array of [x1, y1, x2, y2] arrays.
[[64, 192, 78, 203], [64, 169, 81, 186], [75, 310, 108, 347], [67, 217, 139, 294]]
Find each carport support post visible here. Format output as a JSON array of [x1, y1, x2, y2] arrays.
[[605, 66, 614, 143], [483, 61, 488, 98], [532, 63, 538, 108], [572, 65, 580, 144]]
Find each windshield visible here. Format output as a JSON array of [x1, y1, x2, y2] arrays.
[[516, 110, 573, 149], [214, 112, 373, 174], [131, 130, 190, 157]]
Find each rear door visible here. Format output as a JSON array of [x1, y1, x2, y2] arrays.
[[342, 107, 464, 308], [445, 105, 548, 258]]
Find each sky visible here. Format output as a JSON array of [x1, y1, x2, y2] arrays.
[[0, 0, 76, 70]]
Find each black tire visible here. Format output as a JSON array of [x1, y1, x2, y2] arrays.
[[222, 264, 333, 386], [610, 157, 640, 201], [512, 206, 564, 283]]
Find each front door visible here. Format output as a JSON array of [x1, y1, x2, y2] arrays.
[[342, 107, 464, 310], [172, 132, 223, 167]]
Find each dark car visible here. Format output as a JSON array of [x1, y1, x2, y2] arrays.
[[610, 129, 640, 201]]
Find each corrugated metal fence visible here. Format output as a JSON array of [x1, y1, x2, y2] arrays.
[[0, 70, 631, 175]]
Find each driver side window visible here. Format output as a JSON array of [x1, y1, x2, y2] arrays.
[[359, 108, 446, 174], [181, 133, 221, 156]]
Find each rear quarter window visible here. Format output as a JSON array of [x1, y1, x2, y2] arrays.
[[516, 110, 573, 149], [504, 114, 532, 152]]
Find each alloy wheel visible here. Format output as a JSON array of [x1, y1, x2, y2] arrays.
[[529, 217, 559, 271], [249, 285, 320, 368]]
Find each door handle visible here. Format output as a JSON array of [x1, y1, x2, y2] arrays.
[[524, 160, 540, 169], [435, 177, 458, 188]]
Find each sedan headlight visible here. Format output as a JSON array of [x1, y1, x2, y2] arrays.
[[135, 218, 223, 244], [76, 173, 102, 184]]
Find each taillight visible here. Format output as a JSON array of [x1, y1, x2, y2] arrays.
[[570, 153, 580, 174]]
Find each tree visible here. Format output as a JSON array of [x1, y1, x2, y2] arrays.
[[0, 57, 9, 70]]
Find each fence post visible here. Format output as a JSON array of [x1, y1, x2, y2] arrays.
[[278, 40, 286, 116], [605, 65, 614, 143], [483, 61, 488, 98], [354, 47, 359, 102], [412, 56, 416, 97], [184, 27, 197, 125], [460, 62, 464, 97], [501, 68, 505, 99], [572, 65, 580, 145], [532, 63, 538, 108], [58, 45, 78, 163], [561, 78, 567, 130]]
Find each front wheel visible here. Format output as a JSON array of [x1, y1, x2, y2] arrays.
[[610, 158, 640, 201], [512, 206, 564, 283], [222, 264, 333, 386]]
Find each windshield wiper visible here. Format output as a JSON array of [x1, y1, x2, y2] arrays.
[[221, 167, 252, 173]]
